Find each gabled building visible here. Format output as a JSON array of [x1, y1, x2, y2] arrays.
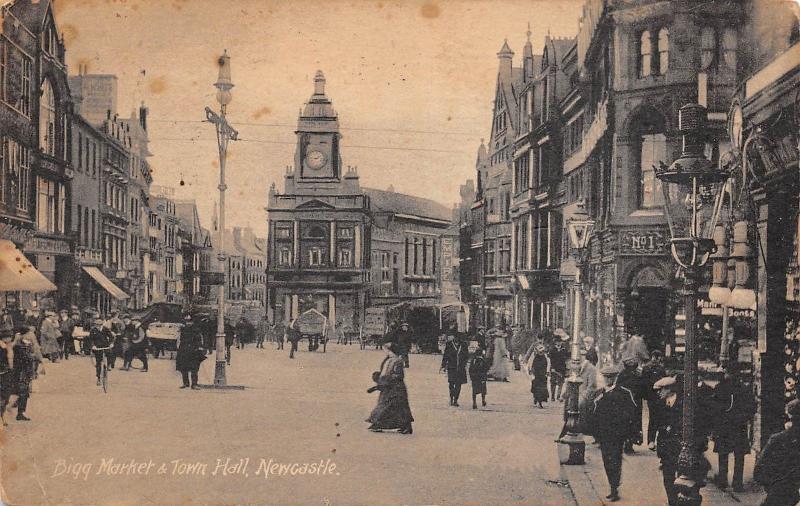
[[465, 38, 525, 328], [510, 32, 574, 331], [0, 0, 75, 311]]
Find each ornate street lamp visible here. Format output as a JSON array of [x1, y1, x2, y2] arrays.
[[205, 50, 240, 388], [656, 104, 730, 506], [559, 198, 594, 465]]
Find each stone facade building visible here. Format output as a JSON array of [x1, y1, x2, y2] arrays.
[[266, 71, 456, 332]]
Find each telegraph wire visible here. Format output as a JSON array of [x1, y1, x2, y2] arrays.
[[149, 136, 469, 154], [148, 118, 481, 137]]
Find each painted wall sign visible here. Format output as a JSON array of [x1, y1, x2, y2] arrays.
[[23, 237, 71, 255]]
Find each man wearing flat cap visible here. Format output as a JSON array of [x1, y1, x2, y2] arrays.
[[755, 398, 800, 506], [587, 364, 637, 502], [652, 375, 682, 506]]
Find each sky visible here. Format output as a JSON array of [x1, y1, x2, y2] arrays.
[[54, 0, 584, 234]]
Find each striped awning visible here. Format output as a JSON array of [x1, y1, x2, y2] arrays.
[[0, 240, 57, 293], [82, 266, 129, 300]]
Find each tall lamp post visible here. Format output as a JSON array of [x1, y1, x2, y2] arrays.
[[559, 198, 594, 465], [655, 104, 730, 506], [205, 50, 239, 387]]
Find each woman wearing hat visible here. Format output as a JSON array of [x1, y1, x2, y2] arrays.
[[527, 344, 550, 408], [366, 341, 413, 434], [487, 330, 511, 382], [38, 311, 61, 362]]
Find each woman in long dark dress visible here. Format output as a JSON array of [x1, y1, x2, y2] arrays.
[[527, 344, 550, 408], [367, 342, 413, 434]]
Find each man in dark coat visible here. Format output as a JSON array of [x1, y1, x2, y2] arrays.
[[468, 346, 490, 409], [712, 367, 756, 491], [617, 357, 645, 454], [89, 317, 115, 386], [641, 350, 667, 449], [653, 376, 683, 506], [176, 315, 205, 389], [286, 319, 300, 359], [440, 334, 469, 407], [588, 364, 637, 502], [754, 399, 800, 506], [59, 309, 76, 360]]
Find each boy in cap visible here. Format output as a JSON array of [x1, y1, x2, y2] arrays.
[[587, 364, 637, 502]]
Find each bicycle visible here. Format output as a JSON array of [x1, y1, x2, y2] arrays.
[[92, 345, 112, 393]]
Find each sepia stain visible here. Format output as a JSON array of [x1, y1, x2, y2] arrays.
[[421, 2, 439, 19], [148, 77, 167, 94], [252, 107, 272, 120], [211, 160, 219, 169], [61, 24, 79, 45], [376, 1, 384, 8], [447, 116, 452, 121]]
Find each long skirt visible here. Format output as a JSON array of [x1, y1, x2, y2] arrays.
[[531, 377, 548, 403], [367, 382, 414, 429]]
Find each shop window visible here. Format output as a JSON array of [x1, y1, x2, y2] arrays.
[[278, 248, 291, 266]]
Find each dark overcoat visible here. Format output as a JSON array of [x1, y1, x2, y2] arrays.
[[441, 341, 469, 384]]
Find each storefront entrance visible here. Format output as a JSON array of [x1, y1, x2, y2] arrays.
[[625, 286, 669, 353]]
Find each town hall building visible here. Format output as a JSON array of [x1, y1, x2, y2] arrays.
[[266, 71, 458, 333]]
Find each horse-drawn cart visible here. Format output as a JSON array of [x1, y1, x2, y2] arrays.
[[295, 309, 329, 352]]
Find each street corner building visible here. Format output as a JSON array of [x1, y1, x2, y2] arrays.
[[266, 71, 459, 333], [456, 0, 800, 451]]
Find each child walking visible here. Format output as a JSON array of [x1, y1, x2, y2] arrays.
[[469, 346, 490, 409]]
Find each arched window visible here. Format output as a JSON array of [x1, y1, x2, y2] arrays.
[[701, 27, 716, 70], [39, 79, 56, 156], [722, 28, 737, 70], [627, 107, 668, 210], [640, 133, 667, 208], [658, 28, 669, 74], [639, 31, 651, 78]]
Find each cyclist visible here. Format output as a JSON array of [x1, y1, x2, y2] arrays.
[[89, 317, 115, 386]]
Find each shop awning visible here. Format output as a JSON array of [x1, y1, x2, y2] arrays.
[[82, 266, 129, 300], [0, 240, 57, 293]]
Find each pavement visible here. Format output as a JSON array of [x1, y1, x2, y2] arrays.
[[0, 344, 575, 505], [0, 344, 769, 505]]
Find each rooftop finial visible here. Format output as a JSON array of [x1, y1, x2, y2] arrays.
[[314, 70, 326, 95], [526, 22, 531, 42]]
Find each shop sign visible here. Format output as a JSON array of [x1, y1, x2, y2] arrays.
[[441, 238, 454, 279], [24, 236, 71, 256], [0, 223, 35, 244], [619, 230, 668, 255], [697, 299, 755, 318]]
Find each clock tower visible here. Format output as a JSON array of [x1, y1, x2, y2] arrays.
[[294, 70, 342, 182]]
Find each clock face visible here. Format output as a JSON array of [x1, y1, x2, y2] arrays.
[[305, 150, 327, 170]]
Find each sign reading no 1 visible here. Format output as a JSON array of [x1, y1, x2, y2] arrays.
[[620, 230, 667, 255]]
